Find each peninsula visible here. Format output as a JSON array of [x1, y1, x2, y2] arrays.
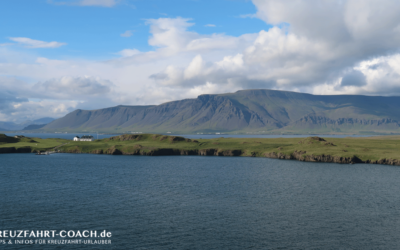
[[1, 133, 400, 166]]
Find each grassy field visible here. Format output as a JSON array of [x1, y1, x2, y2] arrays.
[[1, 133, 400, 165], [60, 134, 400, 164], [0, 134, 70, 152]]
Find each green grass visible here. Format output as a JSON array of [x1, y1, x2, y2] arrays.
[[59, 134, 400, 162], [0, 134, 70, 152], [2, 133, 400, 164]]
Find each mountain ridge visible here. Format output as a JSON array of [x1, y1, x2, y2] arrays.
[[0, 117, 55, 131], [42, 89, 400, 134]]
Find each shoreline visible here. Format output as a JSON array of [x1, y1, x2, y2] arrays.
[[1, 146, 399, 166], [2, 133, 400, 166]]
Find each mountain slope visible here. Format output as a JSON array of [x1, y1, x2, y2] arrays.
[[22, 124, 47, 130], [0, 117, 55, 131], [42, 89, 400, 134]]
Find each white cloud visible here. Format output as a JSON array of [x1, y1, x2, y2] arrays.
[[4, 2, 400, 122], [145, 3, 400, 97], [33, 76, 114, 99], [239, 14, 257, 19], [110, 17, 256, 68], [0, 75, 118, 122], [120, 30, 134, 37], [79, 0, 117, 7], [204, 24, 216, 27], [184, 55, 205, 80], [117, 49, 141, 57], [8, 37, 66, 48], [146, 17, 198, 51], [48, 0, 118, 7], [246, 0, 400, 93]]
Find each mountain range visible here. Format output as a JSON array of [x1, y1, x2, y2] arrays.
[[40, 89, 400, 134], [0, 117, 55, 131]]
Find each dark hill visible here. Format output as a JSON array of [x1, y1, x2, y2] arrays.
[[0, 117, 54, 131], [23, 124, 46, 130], [42, 89, 400, 134]]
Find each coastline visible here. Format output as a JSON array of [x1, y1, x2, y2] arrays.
[[2, 133, 400, 166], [1, 147, 398, 166]]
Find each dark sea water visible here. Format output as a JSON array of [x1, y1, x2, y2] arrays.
[[1, 154, 400, 249]]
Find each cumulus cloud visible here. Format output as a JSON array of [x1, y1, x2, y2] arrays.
[[33, 76, 114, 99], [146, 18, 198, 51], [0, 91, 28, 113], [140, 17, 256, 55], [341, 70, 367, 87], [247, 0, 400, 93], [0, 78, 37, 122], [0, 99, 80, 123], [151, 1, 400, 94], [110, 17, 256, 69], [117, 49, 141, 57], [0, 76, 118, 122], [4, 1, 400, 122], [8, 37, 66, 48]]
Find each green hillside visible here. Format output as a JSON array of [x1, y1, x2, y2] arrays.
[[0, 134, 69, 153]]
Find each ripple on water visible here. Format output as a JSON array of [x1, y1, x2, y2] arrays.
[[1, 153, 400, 249]]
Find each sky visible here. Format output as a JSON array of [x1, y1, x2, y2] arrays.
[[1, 0, 400, 123]]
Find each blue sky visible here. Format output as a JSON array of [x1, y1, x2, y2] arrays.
[[1, 0, 400, 122], [0, 0, 268, 60]]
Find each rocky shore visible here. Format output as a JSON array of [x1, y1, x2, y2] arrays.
[[0, 146, 34, 153], [58, 147, 400, 166]]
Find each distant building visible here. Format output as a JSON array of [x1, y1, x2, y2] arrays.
[[73, 135, 94, 142]]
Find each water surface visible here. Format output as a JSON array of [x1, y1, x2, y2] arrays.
[[1, 154, 399, 249]]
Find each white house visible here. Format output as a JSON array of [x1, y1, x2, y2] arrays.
[[73, 135, 94, 142]]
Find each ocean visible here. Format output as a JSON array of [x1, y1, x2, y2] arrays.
[[1, 153, 400, 249]]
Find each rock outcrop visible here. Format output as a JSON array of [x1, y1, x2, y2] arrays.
[[0, 146, 33, 153], [59, 146, 400, 166]]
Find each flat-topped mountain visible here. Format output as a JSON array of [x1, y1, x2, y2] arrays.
[[42, 89, 400, 134]]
